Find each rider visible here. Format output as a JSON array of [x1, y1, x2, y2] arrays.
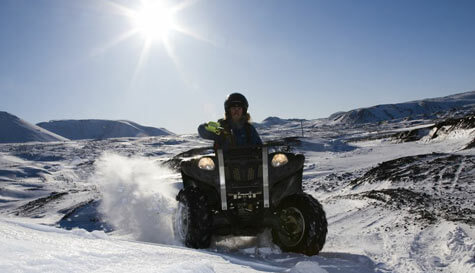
[[198, 93, 262, 150]]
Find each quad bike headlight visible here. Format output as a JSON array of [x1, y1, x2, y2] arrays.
[[198, 157, 215, 171], [271, 153, 288, 167]]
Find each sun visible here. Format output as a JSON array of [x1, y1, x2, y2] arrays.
[[131, 1, 176, 43], [100, 0, 211, 84]]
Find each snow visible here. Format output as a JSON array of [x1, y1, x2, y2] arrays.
[[0, 111, 68, 143], [1, 92, 474, 273], [37, 119, 173, 140], [0, 218, 255, 272], [328, 90, 475, 124], [323, 199, 474, 273], [0, 112, 174, 143], [0, 218, 352, 273], [93, 152, 179, 243]]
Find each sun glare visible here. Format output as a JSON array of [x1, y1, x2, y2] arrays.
[[132, 2, 176, 42], [101, 0, 210, 85]]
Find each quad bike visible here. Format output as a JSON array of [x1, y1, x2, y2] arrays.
[[173, 143, 327, 255]]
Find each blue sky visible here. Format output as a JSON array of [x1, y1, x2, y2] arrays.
[[1, 0, 475, 133]]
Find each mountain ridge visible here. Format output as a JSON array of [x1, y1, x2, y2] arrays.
[[0, 112, 173, 143], [37, 119, 173, 140], [328, 90, 475, 124], [0, 111, 69, 143]]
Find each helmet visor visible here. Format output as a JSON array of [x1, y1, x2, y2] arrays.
[[228, 101, 245, 108]]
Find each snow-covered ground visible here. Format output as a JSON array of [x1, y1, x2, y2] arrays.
[[0, 114, 474, 272]]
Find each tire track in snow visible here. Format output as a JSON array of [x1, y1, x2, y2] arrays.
[[436, 165, 448, 197], [451, 156, 465, 194]]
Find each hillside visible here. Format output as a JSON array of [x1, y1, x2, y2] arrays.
[[0, 112, 69, 143], [37, 119, 173, 140], [328, 90, 475, 124]]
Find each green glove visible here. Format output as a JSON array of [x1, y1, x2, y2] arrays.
[[204, 121, 223, 135]]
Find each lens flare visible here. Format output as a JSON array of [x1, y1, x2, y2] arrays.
[[132, 2, 176, 42]]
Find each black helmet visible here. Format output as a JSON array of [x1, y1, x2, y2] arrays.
[[224, 93, 249, 113]]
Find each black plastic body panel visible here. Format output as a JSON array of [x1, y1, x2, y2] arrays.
[[179, 146, 305, 236]]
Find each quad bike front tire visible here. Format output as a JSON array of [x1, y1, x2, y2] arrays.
[[272, 193, 327, 255], [174, 186, 212, 248]]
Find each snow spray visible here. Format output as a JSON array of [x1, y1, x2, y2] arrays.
[[92, 152, 179, 244]]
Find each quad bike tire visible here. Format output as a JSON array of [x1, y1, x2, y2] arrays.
[[174, 186, 212, 248], [272, 193, 327, 255]]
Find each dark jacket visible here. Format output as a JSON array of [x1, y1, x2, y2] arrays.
[[198, 118, 262, 150]]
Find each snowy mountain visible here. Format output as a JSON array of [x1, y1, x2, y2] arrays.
[[0, 93, 474, 273], [328, 90, 475, 124], [258, 117, 306, 127], [0, 111, 69, 143], [37, 119, 173, 140]]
